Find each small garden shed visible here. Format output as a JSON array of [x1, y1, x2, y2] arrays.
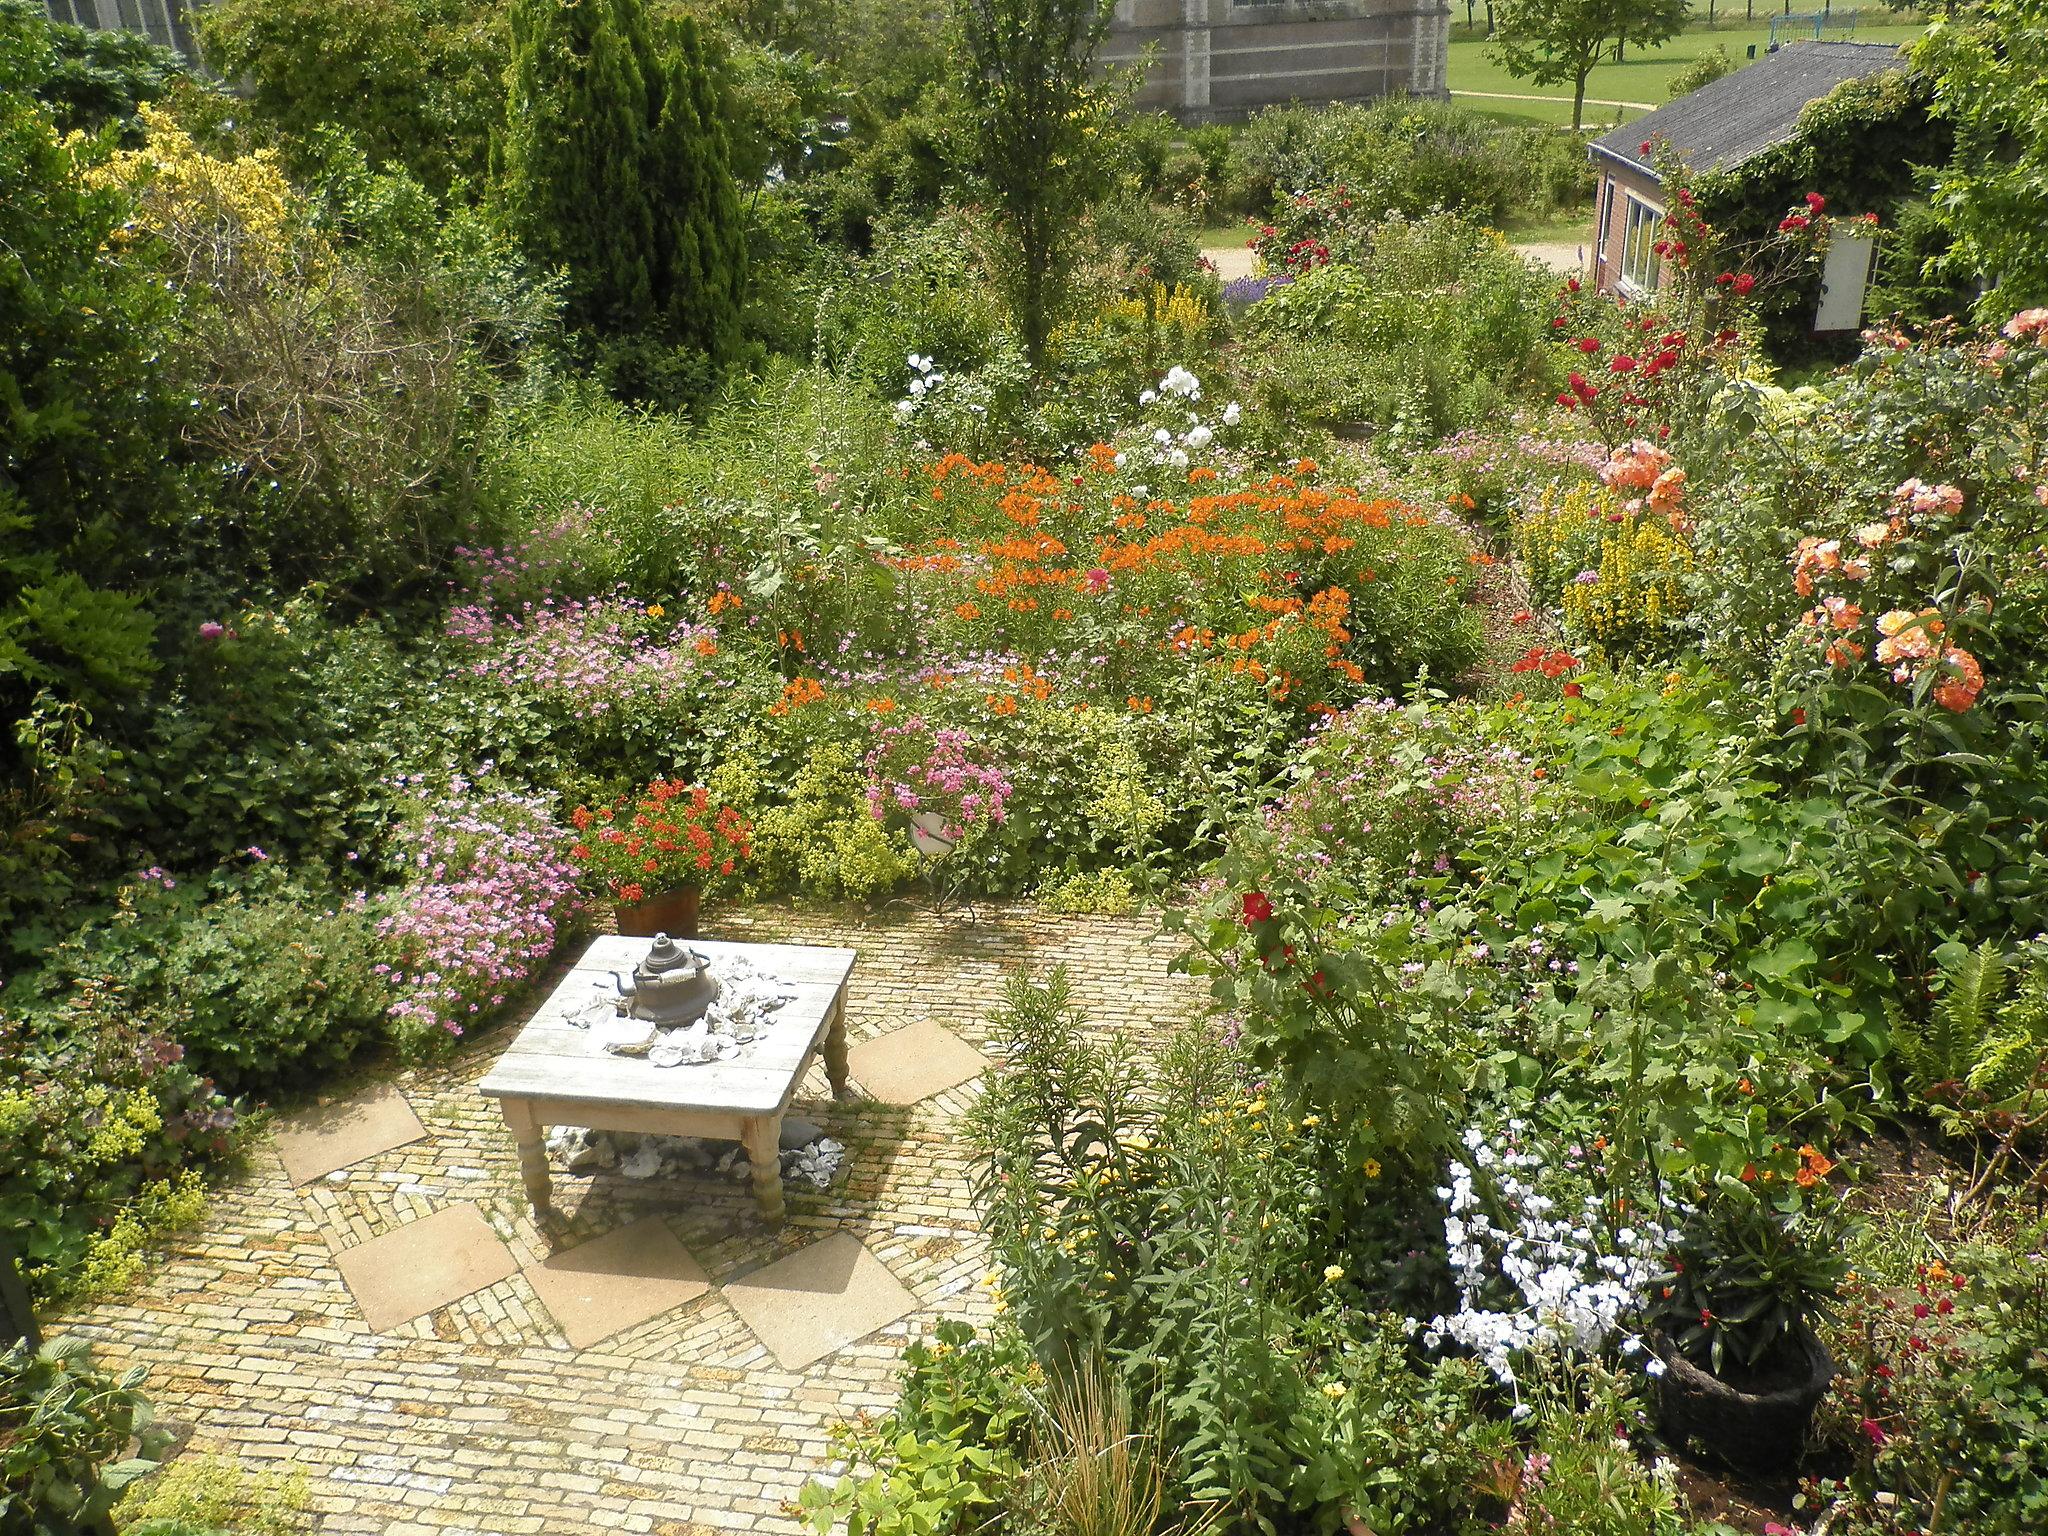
[[1587, 40, 1920, 335]]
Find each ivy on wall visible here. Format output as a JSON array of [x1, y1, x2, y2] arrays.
[[1694, 71, 1954, 353]]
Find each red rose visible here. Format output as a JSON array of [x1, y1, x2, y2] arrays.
[[1562, 682, 1583, 697], [1732, 273, 1756, 297], [1805, 192, 1826, 213]]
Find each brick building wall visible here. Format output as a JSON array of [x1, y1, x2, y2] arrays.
[[1589, 162, 1667, 299], [1103, 0, 1452, 121]]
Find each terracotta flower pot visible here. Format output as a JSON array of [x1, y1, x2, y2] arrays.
[[1651, 1324, 1834, 1471], [614, 886, 700, 938]]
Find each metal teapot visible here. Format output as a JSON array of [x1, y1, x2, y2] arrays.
[[611, 933, 719, 1028]]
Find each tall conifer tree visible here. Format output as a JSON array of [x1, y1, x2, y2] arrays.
[[653, 15, 747, 366], [497, 0, 747, 365]]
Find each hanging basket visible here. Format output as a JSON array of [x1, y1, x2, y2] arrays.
[[908, 810, 958, 858]]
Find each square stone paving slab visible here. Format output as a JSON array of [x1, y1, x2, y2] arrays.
[[845, 1020, 989, 1105], [275, 1082, 427, 1185], [722, 1231, 918, 1370], [333, 1202, 519, 1334], [522, 1216, 712, 1350]]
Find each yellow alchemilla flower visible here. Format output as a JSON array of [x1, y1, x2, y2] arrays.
[[1321, 1382, 1347, 1399], [1301, 1114, 1320, 1127], [1323, 1264, 1345, 1283]]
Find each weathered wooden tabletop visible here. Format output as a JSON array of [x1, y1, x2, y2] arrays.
[[478, 936, 858, 1118]]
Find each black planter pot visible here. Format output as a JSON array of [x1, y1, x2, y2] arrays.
[[1651, 1325, 1835, 1472]]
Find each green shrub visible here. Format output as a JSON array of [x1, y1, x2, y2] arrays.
[[965, 970, 1508, 1531], [131, 873, 391, 1094], [1667, 45, 1734, 100], [1226, 98, 1568, 227], [0, 997, 238, 1304], [1240, 214, 1559, 443], [1, 1339, 167, 1535]]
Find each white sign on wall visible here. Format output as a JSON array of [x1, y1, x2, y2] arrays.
[[1815, 229, 1879, 334]]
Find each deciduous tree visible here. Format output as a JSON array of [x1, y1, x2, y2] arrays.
[[197, 0, 505, 194], [1490, 0, 1688, 132], [954, 0, 1119, 376], [1916, 0, 2048, 316]]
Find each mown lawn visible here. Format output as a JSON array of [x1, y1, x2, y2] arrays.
[[1447, 19, 1931, 129]]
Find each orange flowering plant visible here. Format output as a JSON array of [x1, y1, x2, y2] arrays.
[[567, 780, 752, 903]]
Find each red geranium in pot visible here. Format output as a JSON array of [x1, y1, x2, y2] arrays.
[[569, 779, 751, 937]]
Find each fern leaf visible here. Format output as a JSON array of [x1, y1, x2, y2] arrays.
[[1946, 941, 2009, 1048], [1969, 1032, 2045, 1103]]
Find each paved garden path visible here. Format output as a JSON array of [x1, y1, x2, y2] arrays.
[[59, 905, 1199, 1536]]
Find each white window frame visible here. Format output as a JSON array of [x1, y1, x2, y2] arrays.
[[1617, 191, 1665, 299]]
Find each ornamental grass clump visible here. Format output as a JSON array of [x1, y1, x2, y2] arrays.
[[567, 779, 751, 905], [374, 780, 582, 1052]]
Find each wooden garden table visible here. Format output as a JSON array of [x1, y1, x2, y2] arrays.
[[479, 936, 856, 1227]]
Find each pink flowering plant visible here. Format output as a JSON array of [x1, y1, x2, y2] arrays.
[[863, 717, 1014, 848], [373, 777, 584, 1054]]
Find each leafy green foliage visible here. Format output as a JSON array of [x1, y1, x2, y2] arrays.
[[797, 1320, 1031, 1536], [498, 0, 748, 396], [1226, 96, 1590, 227], [1833, 1219, 2048, 1533], [1666, 43, 1733, 99], [1894, 938, 2048, 1123], [1915, 0, 2048, 317], [116, 1451, 311, 1536], [0, 989, 239, 1303], [0, 1339, 167, 1535], [961, 972, 1514, 1531], [0, 0, 191, 140], [0, 51, 186, 770], [1649, 1184, 1848, 1377], [125, 874, 392, 1093], [1241, 213, 1562, 443], [197, 0, 505, 195], [953, 0, 1118, 373]]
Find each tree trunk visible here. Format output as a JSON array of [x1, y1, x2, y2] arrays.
[[1572, 68, 1589, 134]]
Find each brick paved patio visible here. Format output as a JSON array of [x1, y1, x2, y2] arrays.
[[58, 905, 1198, 1536]]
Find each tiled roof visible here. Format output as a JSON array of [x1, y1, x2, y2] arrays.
[[1591, 40, 1906, 180]]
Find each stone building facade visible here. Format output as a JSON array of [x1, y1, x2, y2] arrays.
[[1103, 0, 1451, 122]]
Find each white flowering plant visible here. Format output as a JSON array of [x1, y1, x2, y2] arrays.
[[1420, 1116, 1669, 1416], [1116, 363, 1247, 476]]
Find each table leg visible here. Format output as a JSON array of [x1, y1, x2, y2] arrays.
[[824, 996, 850, 1100], [743, 1116, 785, 1228], [502, 1099, 553, 1217]]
